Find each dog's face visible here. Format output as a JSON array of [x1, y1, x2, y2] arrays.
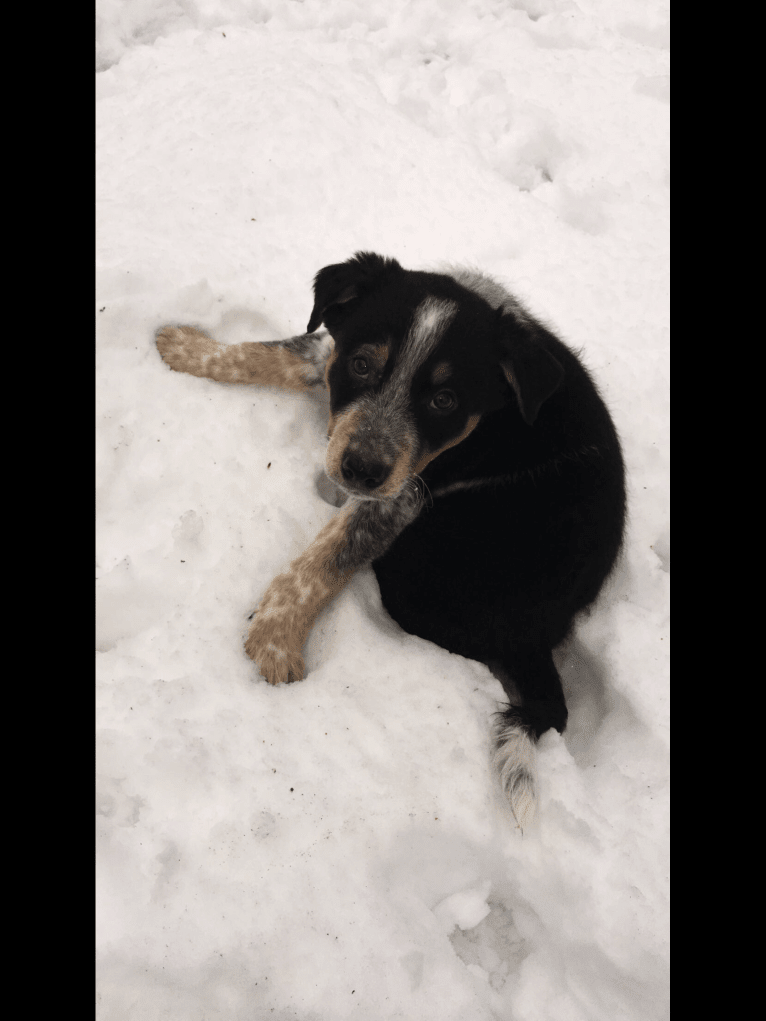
[[308, 253, 563, 501]]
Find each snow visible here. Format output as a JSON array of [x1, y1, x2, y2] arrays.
[[96, 1, 669, 1018]]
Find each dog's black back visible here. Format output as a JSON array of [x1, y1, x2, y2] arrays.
[[307, 253, 625, 822], [311, 253, 626, 745], [373, 322, 625, 737]]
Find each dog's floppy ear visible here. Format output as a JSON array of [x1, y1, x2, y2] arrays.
[[307, 252, 402, 332], [498, 315, 564, 426]]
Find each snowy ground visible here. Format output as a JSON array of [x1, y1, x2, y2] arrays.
[[96, 2, 669, 1018]]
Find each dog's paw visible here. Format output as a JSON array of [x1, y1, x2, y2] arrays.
[[156, 324, 215, 374], [244, 610, 305, 685]]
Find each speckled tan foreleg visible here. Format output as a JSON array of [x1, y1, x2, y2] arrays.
[[245, 504, 358, 684], [246, 484, 424, 684], [155, 325, 333, 390]]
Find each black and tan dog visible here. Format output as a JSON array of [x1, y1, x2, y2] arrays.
[[156, 252, 626, 829]]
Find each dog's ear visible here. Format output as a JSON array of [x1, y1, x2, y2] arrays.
[[498, 315, 564, 426], [307, 252, 402, 332]]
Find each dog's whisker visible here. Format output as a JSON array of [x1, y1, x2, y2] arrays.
[[410, 473, 433, 509]]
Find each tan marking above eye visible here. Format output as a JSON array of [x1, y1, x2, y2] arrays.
[[430, 361, 453, 385]]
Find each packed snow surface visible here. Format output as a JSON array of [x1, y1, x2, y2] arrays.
[[96, 2, 669, 1018]]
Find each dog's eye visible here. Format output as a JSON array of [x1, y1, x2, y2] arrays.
[[351, 357, 369, 377], [430, 390, 457, 413]]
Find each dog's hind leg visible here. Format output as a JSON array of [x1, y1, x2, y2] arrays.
[[156, 325, 333, 391], [493, 646, 568, 832]]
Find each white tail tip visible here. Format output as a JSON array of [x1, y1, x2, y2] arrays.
[[494, 721, 537, 832]]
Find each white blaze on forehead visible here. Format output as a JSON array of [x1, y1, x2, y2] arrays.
[[343, 297, 458, 473], [392, 297, 458, 386]]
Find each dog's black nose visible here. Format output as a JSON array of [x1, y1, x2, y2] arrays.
[[341, 453, 390, 491]]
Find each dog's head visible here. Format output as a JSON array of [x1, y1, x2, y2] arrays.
[[308, 252, 563, 501]]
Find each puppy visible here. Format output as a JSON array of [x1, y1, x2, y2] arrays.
[[156, 252, 626, 829]]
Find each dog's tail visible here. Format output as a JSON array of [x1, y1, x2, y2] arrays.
[[493, 709, 537, 832]]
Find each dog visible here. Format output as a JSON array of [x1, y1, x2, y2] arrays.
[[156, 252, 626, 829]]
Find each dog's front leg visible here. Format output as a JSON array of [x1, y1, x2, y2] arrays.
[[156, 325, 333, 390], [244, 504, 356, 685], [246, 484, 423, 684]]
